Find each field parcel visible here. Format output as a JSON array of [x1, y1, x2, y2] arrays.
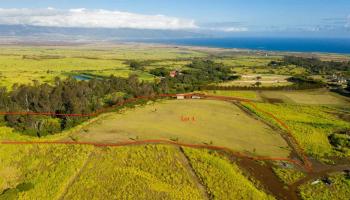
[[0, 144, 273, 200], [70, 99, 290, 158]]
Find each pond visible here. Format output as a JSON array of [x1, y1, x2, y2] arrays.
[[73, 74, 103, 81]]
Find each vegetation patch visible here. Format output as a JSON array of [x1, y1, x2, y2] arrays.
[[259, 90, 350, 106], [299, 172, 350, 200], [64, 145, 204, 200], [182, 147, 274, 200], [0, 144, 93, 199], [242, 102, 350, 159], [200, 90, 259, 101], [272, 165, 305, 185]]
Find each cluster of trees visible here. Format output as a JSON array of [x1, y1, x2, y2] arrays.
[[152, 60, 239, 92], [269, 56, 350, 74], [125, 60, 154, 71], [0, 75, 156, 136], [328, 130, 350, 153], [150, 67, 170, 77]]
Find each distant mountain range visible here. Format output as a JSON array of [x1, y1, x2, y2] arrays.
[[0, 24, 208, 42]]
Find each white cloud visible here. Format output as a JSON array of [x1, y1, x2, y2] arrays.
[[0, 8, 197, 30], [220, 27, 248, 32], [204, 26, 248, 32]]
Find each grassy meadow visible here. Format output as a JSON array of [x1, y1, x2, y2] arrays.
[[0, 144, 93, 200], [0, 144, 274, 200], [183, 148, 274, 200], [258, 89, 350, 106], [70, 99, 290, 157], [199, 89, 350, 107], [272, 166, 305, 185], [200, 90, 260, 101], [217, 74, 293, 87], [299, 172, 350, 200], [64, 145, 204, 200], [242, 102, 350, 159]]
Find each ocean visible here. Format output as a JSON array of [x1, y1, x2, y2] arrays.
[[136, 38, 350, 54]]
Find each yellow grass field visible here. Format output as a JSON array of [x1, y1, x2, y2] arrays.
[[70, 99, 290, 157], [258, 89, 350, 106], [0, 144, 273, 199]]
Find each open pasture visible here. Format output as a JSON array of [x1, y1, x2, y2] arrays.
[[217, 74, 292, 87], [214, 56, 278, 67], [200, 90, 261, 101], [70, 99, 290, 157], [242, 102, 350, 158], [258, 89, 350, 106]]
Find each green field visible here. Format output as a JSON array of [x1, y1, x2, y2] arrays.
[[0, 45, 207, 89], [0, 144, 93, 200], [258, 89, 350, 106], [183, 148, 274, 200], [217, 74, 293, 87], [200, 90, 260, 101], [200, 89, 350, 106], [64, 145, 204, 200], [70, 99, 290, 157], [243, 102, 350, 159], [272, 165, 305, 185], [0, 144, 274, 200], [299, 172, 350, 200]]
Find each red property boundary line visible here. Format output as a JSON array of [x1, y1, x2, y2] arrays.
[[0, 94, 253, 117], [244, 102, 313, 171], [0, 93, 313, 172]]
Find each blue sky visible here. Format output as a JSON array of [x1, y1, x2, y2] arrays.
[[0, 0, 349, 37]]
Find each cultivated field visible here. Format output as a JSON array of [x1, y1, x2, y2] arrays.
[[70, 99, 290, 157]]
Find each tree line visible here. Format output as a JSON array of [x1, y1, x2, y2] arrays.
[[151, 60, 239, 92], [269, 56, 350, 75], [0, 75, 156, 137]]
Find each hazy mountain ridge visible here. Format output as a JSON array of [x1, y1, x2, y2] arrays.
[[0, 24, 207, 41]]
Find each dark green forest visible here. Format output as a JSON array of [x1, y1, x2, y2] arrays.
[[269, 56, 350, 75]]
